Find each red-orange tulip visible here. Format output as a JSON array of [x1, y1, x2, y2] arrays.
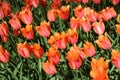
[[36, 21, 51, 37], [0, 7, 4, 19], [116, 24, 120, 35], [112, 0, 120, 5], [90, 57, 110, 80], [47, 9, 57, 22], [9, 14, 21, 30], [0, 21, 9, 36], [19, 6, 33, 24], [74, 5, 84, 18], [42, 61, 56, 75], [82, 0, 88, 4], [17, 41, 31, 58], [13, 29, 20, 36], [1, 36, 8, 43], [21, 25, 34, 40], [70, 17, 81, 29], [31, 43, 44, 58], [57, 5, 70, 20], [93, 0, 100, 4], [95, 33, 111, 50], [111, 50, 120, 68], [1, 2, 11, 17], [72, 0, 82, 2], [46, 47, 60, 65], [24, 0, 40, 8], [83, 41, 96, 57], [48, 32, 67, 49], [66, 46, 83, 69], [53, 0, 61, 6], [67, 29, 78, 44], [92, 21, 105, 35], [80, 17, 92, 32], [0, 45, 10, 63]]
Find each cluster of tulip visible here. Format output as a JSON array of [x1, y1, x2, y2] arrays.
[[0, 0, 120, 79]]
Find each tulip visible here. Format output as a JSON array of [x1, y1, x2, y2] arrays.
[[50, 3, 59, 9], [111, 50, 120, 68], [53, 0, 61, 6], [66, 45, 83, 69], [95, 33, 111, 50], [67, 28, 78, 44], [112, 0, 120, 5], [17, 41, 31, 58], [0, 7, 4, 19], [57, 5, 70, 20], [117, 14, 120, 23], [72, 0, 82, 2], [93, 0, 100, 4], [47, 9, 57, 22], [31, 43, 44, 58], [92, 21, 105, 35], [1, 36, 8, 43], [70, 17, 81, 29], [74, 5, 84, 18], [42, 61, 56, 75], [9, 14, 21, 30], [46, 47, 60, 65], [90, 57, 110, 80], [21, 25, 34, 40], [83, 41, 96, 57], [80, 17, 92, 32], [115, 24, 120, 35], [36, 21, 51, 37], [82, 0, 88, 4], [86, 10, 97, 22], [39, 0, 47, 7], [0, 45, 10, 63], [2, 2, 11, 17], [19, 6, 33, 24], [0, 21, 9, 36]]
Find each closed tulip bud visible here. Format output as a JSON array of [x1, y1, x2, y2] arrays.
[[111, 50, 120, 68], [47, 9, 57, 22], [83, 41, 96, 57], [46, 47, 60, 65], [0, 21, 9, 36], [1, 36, 8, 43], [116, 24, 120, 35], [42, 61, 57, 75], [95, 33, 111, 50], [31, 43, 44, 58], [19, 6, 33, 24], [117, 14, 120, 23], [93, 0, 100, 4], [36, 21, 51, 37], [21, 25, 34, 40], [0, 7, 4, 19], [92, 21, 105, 35], [0, 45, 10, 63], [17, 41, 31, 58], [112, 0, 120, 5]]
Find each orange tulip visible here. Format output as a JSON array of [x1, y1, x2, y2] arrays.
[[90, 57, 110, 80], [80, 17, 92, 32], [0, 7, 4, 19], [96, 13, 104, 22], [31, 43, 44, 58], [9, 13, 21, 30], [17, 41, 31, 58], [74, 5, 84, 18], [24, 0, 40, 8], [116, 14, 120, 23], [95, 33, 111, 50], [42, 61, 56, 75], [48, 32, 67, 49], [0, 45, 10, 63], [66, 45, 83, 69], [83, 41, 96, 57], [47, 9, 57, 22], [57, 5, 70, 20], [0, 21, 9, 36], [93, 0, 100, 4], [1, 2, 11, 17], [67, 28, 78, 44], [70, 17, 81, 29], [83, 7, 91, 17], [36, 21, 51, 37], [92, 21, 105, 35], [111, 50, 120, 68], [21, 25, 34, 40], [115, 24, 120, 35], [19, 6, 33, 24], [46, 47, 60, 65], [86, 10, 97, 22], [65, 0, 71, 3], [112, 0, 120, 5]]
